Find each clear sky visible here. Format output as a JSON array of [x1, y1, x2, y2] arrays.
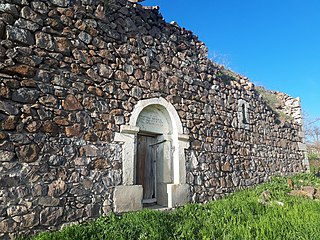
[[142, 0, 320, 123]]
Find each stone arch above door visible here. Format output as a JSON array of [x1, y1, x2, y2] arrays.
[[114, 97, 189, 212]]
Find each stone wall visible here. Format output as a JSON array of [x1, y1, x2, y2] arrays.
[[0, 0, 308, 238]]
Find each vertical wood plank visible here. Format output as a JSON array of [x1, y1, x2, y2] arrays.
[[136, 135, 156, 200]]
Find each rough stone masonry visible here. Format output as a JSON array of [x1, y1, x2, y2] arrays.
[[0, 0, 308, 238]]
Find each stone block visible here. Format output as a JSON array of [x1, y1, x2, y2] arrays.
[[12, 88, 39, 103], [35, 32, 55, 51], [21, 6, 43, 25], [113, 185, 143, 213], [54, 37, 71, 56], [48, 179, 67, 197], [51, 0, 70, 7], [167, 184, 190, 208], [0, 219, 16, 233], [65, 124, 82, 137], [14, 18, 40, 31], [0, 151, 15, 162], [298, 142, 307, 151], [4, 65, 36, 78], [1, 115, 18, 130], [6, 26, 34, 45], [40, 207, 63, 226], [16, 144, 39, 163], [38, 197, 60, 207], [62, 95, 83, 111], [7, 205, 27, 217], [0, 4, 19, 18]]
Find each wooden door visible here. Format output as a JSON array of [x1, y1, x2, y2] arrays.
[[136, 135, 156, 202]]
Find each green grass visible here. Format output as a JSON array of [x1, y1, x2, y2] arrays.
[[20, 174, 320, 240]]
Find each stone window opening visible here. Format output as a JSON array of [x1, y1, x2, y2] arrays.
[[242, 103, 248, 124], [238, 99, 250, 130]]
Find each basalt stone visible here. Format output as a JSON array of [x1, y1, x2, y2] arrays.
[[0, 174, 20, 188], [0, 44, 5, 58], [4, 65, 36, 78], [98, 63, 113, 78], [25, 121, 41, 133], [142, 35, 154, 45], [0, 100, 19, 115], [35, 32, 55, 51], [114, 70, 128, 81], [83, 145, 99, 157], [54, 37, 71, 56], [86, 204, 100, 218], [14, 18, 40, 31], [48, 179, 67, 197], [7, 205, 28, 217], [191, 140, 201, 150], [38, 95, 57, 107], [0, 150, 15, 162], [42, 120, 59, 134], [21, 6, 43, 25], [88, 86, 104, 97], [38, 197, 60, 207], [69, 186, 88, 196], [124, 64, 134, 75], [131, 86, 142, 99], [52, 75, 69, 87], [84, 132, 98, 142], [40, 207, 63, 226], [221, 162, 231, 172], [6, 26, 35, 45], [12, 88, 39, 103], [62, 95, 83, 111], [78, 31, 92, 44], [14, 213, 39, 229], [0, 20, 6, 40], [86, 68, 103, 83], [51, 0, 70, 7], [53, 117, 69, 126], [0, 219, 16, 233], [65, 208, 84, 222], [31, 1, 48, 14], [0, 4, 19, 18], [1, 115, 18, 130], [37, 108, 53, 120], [65, 123, 82, 137], [16, 144, 39, 163]]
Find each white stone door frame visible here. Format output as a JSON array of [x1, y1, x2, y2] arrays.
[[113, 97, 189, 211]]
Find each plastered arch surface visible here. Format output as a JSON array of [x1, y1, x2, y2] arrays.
[[129, 97, 184, 136]]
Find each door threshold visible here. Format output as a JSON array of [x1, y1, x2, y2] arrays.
[[144, 204, 170, 211]]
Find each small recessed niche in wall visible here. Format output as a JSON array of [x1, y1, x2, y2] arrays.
[[238, 99, 250, 130]]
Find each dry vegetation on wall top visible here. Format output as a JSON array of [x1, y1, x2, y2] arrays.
[[255, 86, 294, 124], [214, 69, 293, 125]]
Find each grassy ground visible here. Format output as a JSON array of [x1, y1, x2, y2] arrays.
[[19, 174, 320, 240]]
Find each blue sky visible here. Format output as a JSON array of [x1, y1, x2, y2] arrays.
[[142, 0, 320, 123]]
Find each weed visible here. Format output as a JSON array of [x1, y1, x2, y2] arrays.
[[256, 86, 293, 124], [217, 68, 239, 85]]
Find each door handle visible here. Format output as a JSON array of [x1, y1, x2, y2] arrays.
[[149, 140, 167, 147]]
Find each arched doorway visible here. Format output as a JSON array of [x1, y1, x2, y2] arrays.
[[114, 97, 189, 211], [135, 105, 173, 206]]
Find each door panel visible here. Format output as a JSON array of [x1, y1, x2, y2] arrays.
[[136, 135, 155, 201]]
